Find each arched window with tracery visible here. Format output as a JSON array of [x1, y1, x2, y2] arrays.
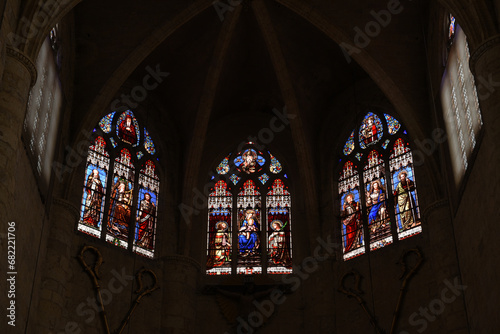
[[339, 112, 421, 260], [78, 110, 159, 258], [206, 142, 292, 275], [441, 17, 483, 186]]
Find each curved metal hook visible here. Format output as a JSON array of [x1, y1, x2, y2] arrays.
[[398, 248, 423, 281], [135, 268, 160, 299], [339, 270, 363, 298], [78, 245, 103, 281]]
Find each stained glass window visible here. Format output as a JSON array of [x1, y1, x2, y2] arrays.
[[269, 152, 282, 174], [78, 111, 161, 257], [99, 112, 115, 133], [208, 143, 291, 275], [390, 139, 422, 240], [144, 128, 156, 155], [339, 161, 364, 260], [217, 154, 231, 175], [259, 173, 270, 184], [384, 114, 401, 135], [207, 180, 232, 275], [449, 14, 456, 41], [343, 130, 355, 155], [441, 23, 482, 185], [78, 137, 109, 238], [116, 110, 140, 146], [338, 112, 421, 260], [134, 160, 159, 258], [359, 112, 383, 149], [266, 179, 292, 274]]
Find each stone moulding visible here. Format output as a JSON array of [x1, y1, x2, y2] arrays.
[[6, 46, 37, 87], [470, 34, 500, 73]]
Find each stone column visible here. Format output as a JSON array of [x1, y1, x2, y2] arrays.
[[455, 34, 500, 332], [470, 35, 500, 172], [0, 46, 36, 223], [161, 256, 200, 334], [27, 198, 79, 332]]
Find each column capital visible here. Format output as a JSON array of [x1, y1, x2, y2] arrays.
[[6, 46, 37, 87]]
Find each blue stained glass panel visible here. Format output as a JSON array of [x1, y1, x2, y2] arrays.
[[137, 151, 144, 160], [110, 137, 117, 148], [269, 152, 282, 174], [217, 154, 231, 175], [343, 130, 355, 155], [99, 112, 115, 133], [144, 128, 156, 155], [384, 114, 401, 135]]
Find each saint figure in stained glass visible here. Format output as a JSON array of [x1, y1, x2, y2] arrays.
[[393, 170, 417, 231], [268, 220, 292, 268], [208, 221, 232, 268], [136, 192, 156, 249], [366, 178, 391, 248], [239, 209, 260, 255], [107, 178, 133, 241], [82, 169, 104, 227], [361, 116, 377, 145], [117, 113, 138, 145], [341, 193, 361, 253], [241, 149, 257, 174]]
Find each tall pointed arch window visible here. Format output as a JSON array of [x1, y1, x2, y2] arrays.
[[206, 143, 292, 275], [339, 112, 421, 260], [23, 32, 63, 192], [78, 110, 159, 258], [441, 19, 483, 186]]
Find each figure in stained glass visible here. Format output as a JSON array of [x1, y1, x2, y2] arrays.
[[361, 115, 378, 146], [341, 193, 361, 253], [118, 114, 137, 145], [207, 221, 232, 268], [241, 149, 257, 174], [268, 220, 292, 268], [238, 209, 260, 256], [82, 169, 104, 227], [366, 179, 388, 234], [136, 192, 156, 249], [393, 170, 417, 231], [107, 178, 133, 240]]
